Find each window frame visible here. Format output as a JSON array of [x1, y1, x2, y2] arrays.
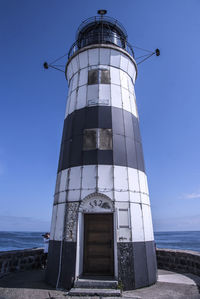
[[88, 69, 110, 85], [83, 128, 113, 151]]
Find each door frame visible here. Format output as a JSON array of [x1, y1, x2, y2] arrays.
[[83, 213, 114, 276], [75, 194, 118, 280]]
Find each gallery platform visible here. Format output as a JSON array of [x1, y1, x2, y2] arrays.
[[0, 268, 200, 298]]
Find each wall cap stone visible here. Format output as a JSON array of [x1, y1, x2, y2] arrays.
[[156, 248, 200, 257]]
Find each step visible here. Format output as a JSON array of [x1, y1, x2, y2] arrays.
[[74, 278, 118, 289], [68, 287, 121, 297]]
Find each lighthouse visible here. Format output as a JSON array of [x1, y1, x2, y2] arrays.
[[46, 11, 157, 291]]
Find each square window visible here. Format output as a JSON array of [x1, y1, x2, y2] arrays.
[[101, 70, 110, 84], [88, 70, 98, 85], [83, 129, 97, 150], [83, 128, 113, 151], [88, 69, 110, 85], [99, 129, 112, 150]]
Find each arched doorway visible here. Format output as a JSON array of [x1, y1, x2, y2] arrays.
[[75, 193, 117, 279]]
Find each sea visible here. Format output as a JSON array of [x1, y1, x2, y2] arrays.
[[0, 231, 199, 252]]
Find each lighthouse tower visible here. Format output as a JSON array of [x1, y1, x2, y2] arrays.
[[46, 11, 157, 291]]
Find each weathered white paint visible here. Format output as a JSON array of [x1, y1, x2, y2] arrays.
[[55, 166, 150, 203], [76, 85, 87, 110], [110, 49, 121, 68], [79, 51, 88, 69], [71, 55, 79, 74], [82, 165, 97, 189], [67, 190, 81, 202], [120, 70, 129, 90], [78, 68, 87, 87], [54, 203, 66, 241], [68, 90, 76, 114], [111, 84, 122, 109], [57, 191, 67, 204], [120, 53, 129, 72], [59, 169, 68, 192], [110, 66, 121, 85], [142, 204, 154, 241], [99, 84, 110, 101], [64, 46, 137, 119], [100, 48, 111, 65], [89, 48, 99, 65], [122, 87, 131, 113], [50, 205, 57, 240], [128, 168, 140, 192], [72, 73, 78, 91], [130, 203, 145, 242], [97, 165, 113, 190], [87, 84, 98, 102], [114, 190, 129, 202], [129, 92, 138, 117], [138, 170, 148, 194], [69, 167, 81, 190], [141, 193, 150, 205], [114, 166, 128, 190]]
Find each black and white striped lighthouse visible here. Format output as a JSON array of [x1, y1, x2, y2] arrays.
[[46, 11, 157, 291]]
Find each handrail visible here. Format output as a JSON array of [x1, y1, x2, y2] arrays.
[[68, 34, 134, 59]]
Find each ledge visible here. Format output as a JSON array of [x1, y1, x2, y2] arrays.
[[156, 248, 200, 277]]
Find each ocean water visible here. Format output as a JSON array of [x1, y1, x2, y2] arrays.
[[0, 231, 45, 252], [155, 231, 200, 252], [0, 231, 199, 252]]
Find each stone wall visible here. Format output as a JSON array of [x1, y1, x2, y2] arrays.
[[0, 248, 44, 277], [0, 247, 200, 280], [156, 248, 200, 276]]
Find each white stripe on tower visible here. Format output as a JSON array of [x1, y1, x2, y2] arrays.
[[65, 47, 137, 119]]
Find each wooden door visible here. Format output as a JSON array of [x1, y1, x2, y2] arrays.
[[83, 213, 114, 276]]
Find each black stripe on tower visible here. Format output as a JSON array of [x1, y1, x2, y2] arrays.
[[117, 240, 157, 290], [46, 240, 76, 289], [58, 106, 145, 173], [46, 239, 157, 290]]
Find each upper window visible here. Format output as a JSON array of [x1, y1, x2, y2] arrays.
[[88, 69, 110, 85], [83, 129, 97, 150], [83, 128, 112, 150]]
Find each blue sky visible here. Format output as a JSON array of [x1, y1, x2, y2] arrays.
[[1, 0, 200, 232]]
